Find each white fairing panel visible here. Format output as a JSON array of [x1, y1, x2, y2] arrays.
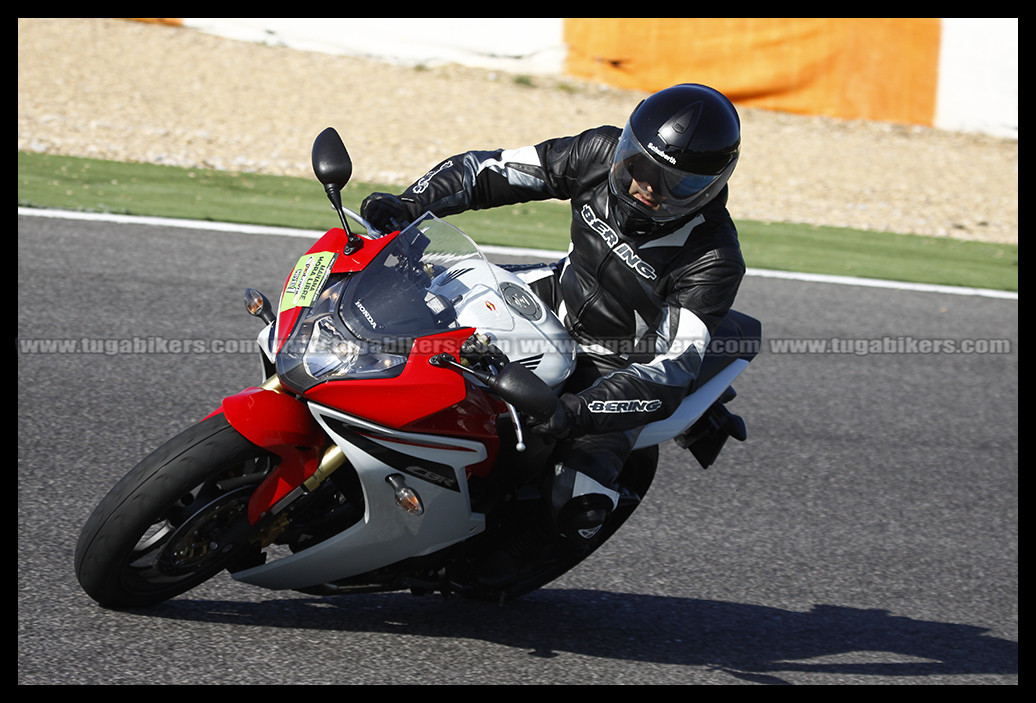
[[436, 261, 576, 390], [633, 359, 749, 449], [231, 406, 487, 590]]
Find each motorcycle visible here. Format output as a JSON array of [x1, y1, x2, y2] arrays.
[[74, 128, 761, 608]]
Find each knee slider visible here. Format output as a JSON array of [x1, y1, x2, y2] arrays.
[[557, 493, 614, 541]]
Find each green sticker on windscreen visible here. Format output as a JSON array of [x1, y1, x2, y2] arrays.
[[280, 251, 337, 311]]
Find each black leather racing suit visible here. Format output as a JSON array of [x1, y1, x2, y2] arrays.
[[376, 125, 745, 535]]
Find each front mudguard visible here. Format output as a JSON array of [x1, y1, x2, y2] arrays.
[[210, 383, 328, 524]]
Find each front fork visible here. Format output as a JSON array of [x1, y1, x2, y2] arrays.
[[212, 375, 345, 527]]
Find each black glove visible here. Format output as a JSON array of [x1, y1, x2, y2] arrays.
[[528, 393, 586, 440], [361, 192, 413, 234]]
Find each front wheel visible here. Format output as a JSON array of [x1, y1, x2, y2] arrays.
[[74, 414, 273, 608]]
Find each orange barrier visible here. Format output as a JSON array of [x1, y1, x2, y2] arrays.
[[123, 18, 183, 26], [563, 18, 942, 126]]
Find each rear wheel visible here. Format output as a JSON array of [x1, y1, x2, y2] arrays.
[[464, 446, 658, 602], [74, 414, 273, 609]]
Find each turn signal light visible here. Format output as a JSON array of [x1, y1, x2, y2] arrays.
[[244, 288, 276, 324], [385, 474, 424, 515]]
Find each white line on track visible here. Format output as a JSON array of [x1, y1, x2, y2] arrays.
[[19, 207, 1017, 300]]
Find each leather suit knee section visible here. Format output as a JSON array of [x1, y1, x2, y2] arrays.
[[547, 431, 633, 542]]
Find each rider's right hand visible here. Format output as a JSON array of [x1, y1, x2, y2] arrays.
[[361, 192, 413, 234], [527, 393, 586, 440]]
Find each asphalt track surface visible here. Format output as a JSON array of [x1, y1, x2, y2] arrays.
[[18, 213, 1017, 685]]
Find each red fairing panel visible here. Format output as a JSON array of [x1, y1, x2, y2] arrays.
[[217, 327, 482, 523], [216, 386, 327, 524], [274, 230, 398, 353], [403, 390, 506, 477], [304, 327, 474, 428]]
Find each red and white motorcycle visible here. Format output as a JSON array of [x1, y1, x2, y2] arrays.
[[75, 128, 760, 608]]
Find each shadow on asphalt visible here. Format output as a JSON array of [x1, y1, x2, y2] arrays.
[[139, 587, 1017, 683]]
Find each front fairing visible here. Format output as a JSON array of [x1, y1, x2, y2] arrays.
[[274, 214, 518, 395]]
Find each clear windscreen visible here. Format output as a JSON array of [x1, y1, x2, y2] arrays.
[[276, 213, 516, 391]]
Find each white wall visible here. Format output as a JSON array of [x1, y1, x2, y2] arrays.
[[182, 18, 566, 74], [935, 18, 1017, 138]]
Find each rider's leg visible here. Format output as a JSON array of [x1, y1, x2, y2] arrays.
[[546, 429, 639, 543]]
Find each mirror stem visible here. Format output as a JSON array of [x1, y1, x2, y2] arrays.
[[324, 184, 363, 254]]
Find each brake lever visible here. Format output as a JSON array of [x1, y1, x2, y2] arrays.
[[429, 353, 527, 452], [504, 402, 527, 452]]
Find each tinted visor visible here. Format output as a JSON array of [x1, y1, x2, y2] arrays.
[[609, 124, 725, 222]]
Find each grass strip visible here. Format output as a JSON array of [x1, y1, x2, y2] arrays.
[[18, 151, 1017, 292]]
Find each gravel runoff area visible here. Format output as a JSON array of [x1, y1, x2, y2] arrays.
[[18, 18, 1018, 244]]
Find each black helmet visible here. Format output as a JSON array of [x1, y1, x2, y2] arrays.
[[609, 84, 740, 233]]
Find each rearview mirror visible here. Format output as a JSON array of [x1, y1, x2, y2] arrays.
[[311, 127, 362, 252], [312, 127, 353, 188]]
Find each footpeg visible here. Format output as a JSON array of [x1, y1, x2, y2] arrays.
[[675, 398, 747, 468]]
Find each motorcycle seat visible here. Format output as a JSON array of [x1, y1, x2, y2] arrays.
[[691, 310, 761, 392]]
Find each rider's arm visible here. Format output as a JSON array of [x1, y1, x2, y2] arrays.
[[370, 127, 617, 223]]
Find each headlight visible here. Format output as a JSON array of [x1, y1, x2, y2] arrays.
[[302, 315, 407, 380]]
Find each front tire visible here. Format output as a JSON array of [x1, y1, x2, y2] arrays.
[[74, 414, 273, 609]]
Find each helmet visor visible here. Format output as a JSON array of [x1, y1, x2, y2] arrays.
[[609, 123, 725, 222]]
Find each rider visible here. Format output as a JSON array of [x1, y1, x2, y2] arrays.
[[362, 83, 745, 545]]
